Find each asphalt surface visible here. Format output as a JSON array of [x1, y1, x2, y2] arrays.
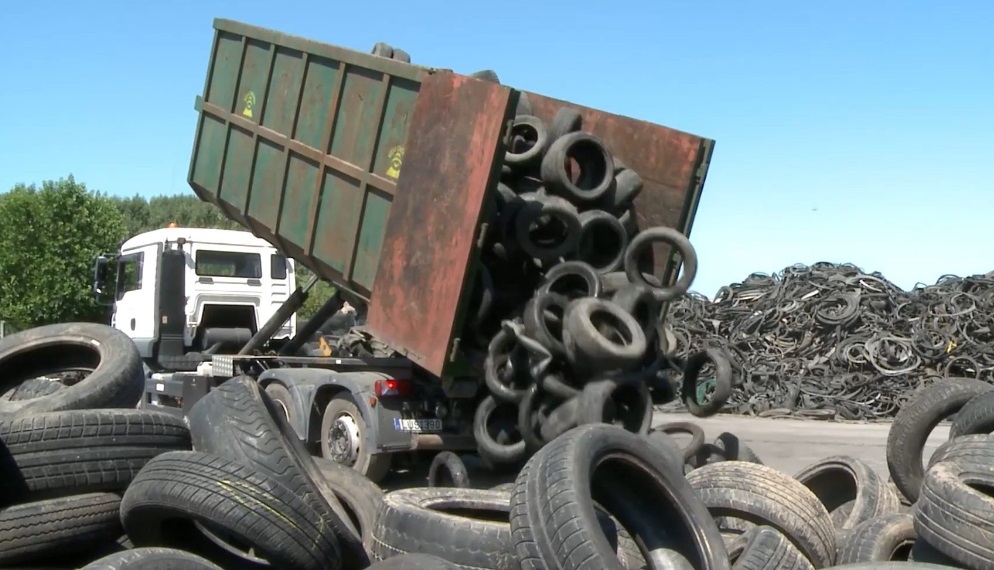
[[382, 412, 951, 489]]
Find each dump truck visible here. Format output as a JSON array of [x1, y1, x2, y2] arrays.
[[146, 18, 716, 483]]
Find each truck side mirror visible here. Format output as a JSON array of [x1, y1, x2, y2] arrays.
[[92, 255, 114, 305]]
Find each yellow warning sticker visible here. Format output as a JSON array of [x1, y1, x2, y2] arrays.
[[385, 145, 405, 179], [241, 91, 256, 118]]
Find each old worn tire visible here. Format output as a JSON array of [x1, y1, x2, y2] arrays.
[[681, 348, 733, 418], [371, 487, 515, 569], [0, 323, 144, 415], [578, 209, 628, 274], [913, 456, 994, 568], [473, 395, 527, 466], [371, 42, 393, 57], [652, 421, 706, 461], [427, 451, 471, 489], [81, 547, 224, 569], [314, 456, 385, 553], [263, 381, 298, 426], [713, 432, 763, 463], [794, 455, 901, 540], [927, 433, 994, 469], [948, 389, 994, 437], [121, 450, 343, 570], [623, 227, 699, 301], [513, 193, 582, 262], [522, 292, 569, 359], [727, 526, 814, 570], [390, 48, 411, 63], [504, 115, 549, 168], [510, 424, 731, 570], [0, 409, 190, 505], [686, 461, 837, 568], [470, 69, 500, 83], [187, 377, 366, 567], [562, 297, 648, 374], [0, 493, 122, 566], [540, 131, 616, 204], [320, 393, 393, 484], [601, 167, 644, 210], [576, 377, 653, 435], [886, 377, 994, 503], [836, 513, 916, 564], [612, 284, 662, 345], [548, 106, 582, 142], [537, 260, 603, 300]]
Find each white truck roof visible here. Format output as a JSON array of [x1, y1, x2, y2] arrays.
[[121, 227, 281, 251]]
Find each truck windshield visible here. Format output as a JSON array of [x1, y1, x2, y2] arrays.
[[195, 250, 263, 278]]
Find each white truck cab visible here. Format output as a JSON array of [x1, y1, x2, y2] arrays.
[[93, 226, 296, 372]]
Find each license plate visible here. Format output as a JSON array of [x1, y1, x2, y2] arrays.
[[394, 418, 442, 432]]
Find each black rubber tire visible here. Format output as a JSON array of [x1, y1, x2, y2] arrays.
[[510, 424, 731, 570], [482, 327, 531, 404], [0, 409, 190, 505], [611, 284, 662, 344], [794, 455, 901, 540], [600, 167, 644, 210], [0, 493, 122, 566], [522, 292, 569, 360], [686, 461, 837, 568], [470, 69, 500, 83], [263, 381, 298, 426], [836, 513, 916, 564], [371, 487, 515, 569], [80, 547, 224, 569], [120, 450, 343, 570], [371, 42, 393, 57], [548, 106, 582, 142], [313, 456, 385, 554], [927, 433, 994, 469], [4, 377, 65, 401], [623, 227, 699, 301], [540, 371, 580, 400], [427, 451, 471, 489], [0, 322, 144, 415], [885, 377, 994, 503], [652, 421, 706, 461], [473, 395, 527, 466], [577, 209, 629, 274], [186, 377, 366, 566], [727, 525, 814, 570], [504, 115, 549, 168], [537, 395, 580, 442], [948, 389, 994, 438], [913, 456, 994, 568], [576, 377, 653, 435], [367, 553, 461, 569], [513, 193, 582, 262], [907, 539, 963, 565], [634, 429, 687, 475], [390, 48, 411, 63], [320, 392, 393, 486], [681, 348, 733, 418], [713, 432, 764, 464], [562, 297, 648, 374], [540, 131, 616, 204], [537, 260, 603, 300]]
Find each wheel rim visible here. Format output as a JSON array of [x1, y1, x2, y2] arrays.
[[328, 412, 361, 466]]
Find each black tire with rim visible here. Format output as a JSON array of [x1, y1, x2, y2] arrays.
[[320, 393, 392, 484]]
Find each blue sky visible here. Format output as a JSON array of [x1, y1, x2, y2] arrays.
[[2, 1, 991, 297]]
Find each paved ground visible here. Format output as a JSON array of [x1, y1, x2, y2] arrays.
[[651, 412, 950, 478], [384, 412, 951, 489]]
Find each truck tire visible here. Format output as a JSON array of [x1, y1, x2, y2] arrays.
[[320, 392, 392, 484], [510, 424, 730, 570], [186, 377, 366, 568], [121, 451, 344, 570], [0, 493, 122, 567], [371, 487, 515, 569], [314, 457, 385, 553], [0, 409, 191, 505], [0, 322, 144, 415], [81, 547, 224, 569], [263, 382, 298, 426]]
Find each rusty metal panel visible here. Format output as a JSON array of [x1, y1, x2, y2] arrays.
[[366, 72, 516, 378], [188, 18, 431, 299], [523, 93, 715, 285]]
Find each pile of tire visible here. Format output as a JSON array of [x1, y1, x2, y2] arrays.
[[0, 321, 983, 569]]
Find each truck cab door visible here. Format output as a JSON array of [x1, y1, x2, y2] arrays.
[[112, 246, 158, 349]]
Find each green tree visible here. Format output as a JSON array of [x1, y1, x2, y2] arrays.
[[0, 176, 127, 326], [295, 265, 338, 323]]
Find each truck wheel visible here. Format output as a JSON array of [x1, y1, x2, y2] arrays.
[[320, 394, 392, 483], [264, 383, 298, 426]]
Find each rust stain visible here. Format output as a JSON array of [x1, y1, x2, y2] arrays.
[[367, 72, 514, 377]]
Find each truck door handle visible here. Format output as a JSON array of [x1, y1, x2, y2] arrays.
[[130, 318, 136, 331]]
